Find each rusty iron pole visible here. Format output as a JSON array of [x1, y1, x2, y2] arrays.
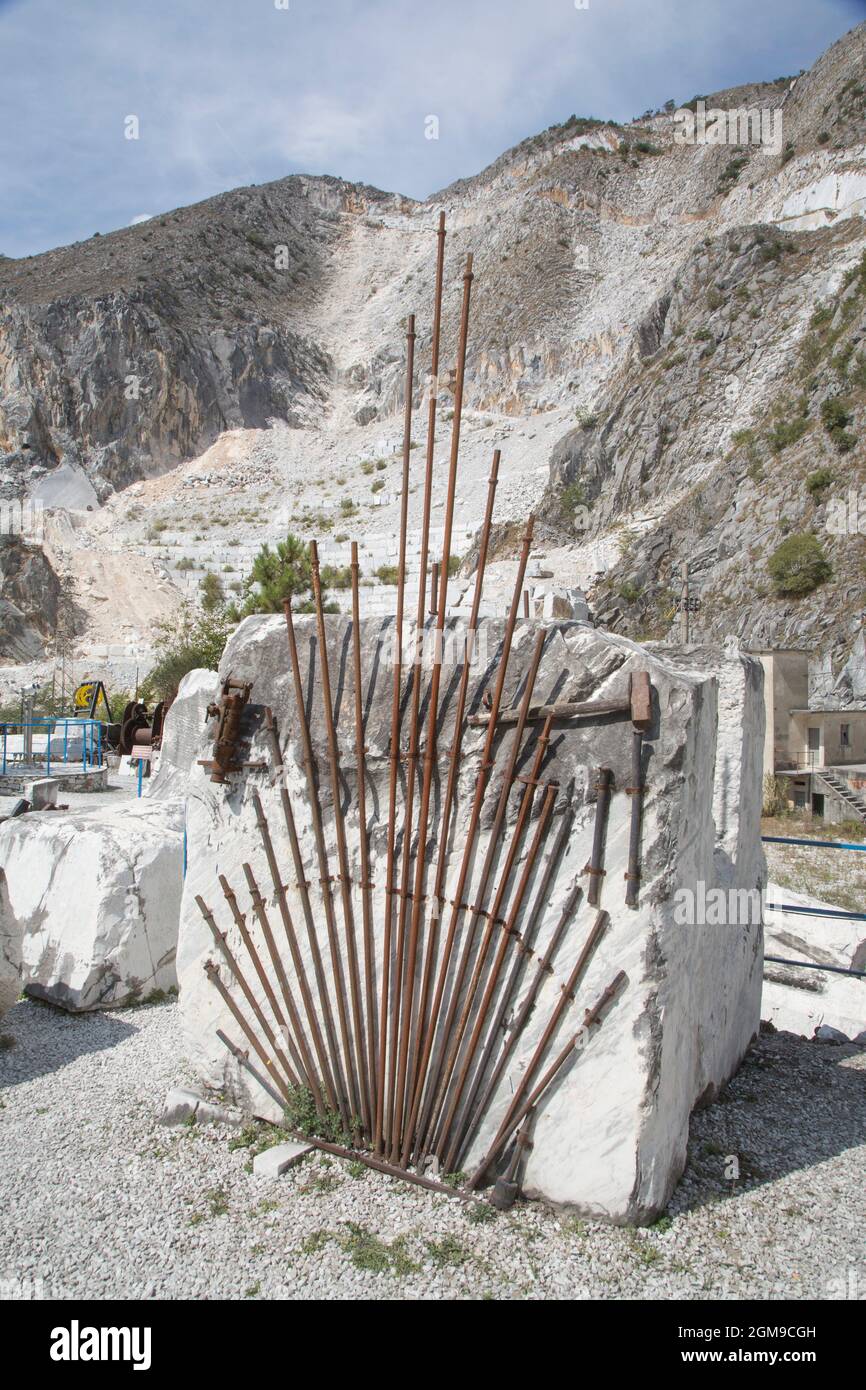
[[282, 597, 356, 1133], [403, 450, 500, 1122], [625, 670, 651, 909], [350, 542, 378, 1116], [401, 516, 535, 1166], [262, 707, 350, 1127], [309, 541, 371, 1139], [388, 256, 474, 1158], [468, 970, 627, 1190], [429, 563, 439, 616], [204, 961, 294, 1104], [197, 896, 300, 1092], [447, 808, 578, 1171], [242, 861, 324, 1106], [453, 880, 582, 1172], [252, 792, 340, 1116], [438, 775, 558, 1171], [585, 767, 613, 908], [416, 626, 549, 1161], [376, 312, 417, 1153], [468, 908, 610, 1184], [217, 873, 290, 1053]]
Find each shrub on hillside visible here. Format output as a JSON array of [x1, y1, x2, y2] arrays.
[[767, 533, 832, 596]]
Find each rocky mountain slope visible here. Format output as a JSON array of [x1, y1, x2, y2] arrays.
[[0, 21, 864, 676]]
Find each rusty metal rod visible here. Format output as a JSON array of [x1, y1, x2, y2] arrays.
[[282, 598, 356, 1133], [197, 896, 300, 1091], [433, 719, 556, 1163], [309, 541, 371, 1140], [388, 257, 474, 1159], [280, 1132, 485, 1205], [401, 517, 534, 1166], [216, 1028, 287, 1113], [448, 807, 578, 1171], [439, 778, 558, 1172], [468, 970, 627, 1190], [416, 626, 549, 1162], [203, 959, 294, 1102], [403, 451, 501, 1124], [468, 908, 610, 1184], [586, 767, 613, 908], [263, 707, 349, 1129], [468, 697, 631, 727], [217, 874, 289, 1053], [429, 563, 439, 616], [350, 542, 378, 1118], [252, 791, 339, 1116], [377, 312, 417, 1153], [242, 861, 323, 1105], [625, 729, 645, 909]]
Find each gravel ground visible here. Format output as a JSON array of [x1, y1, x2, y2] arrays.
[[1, 999, 864, 1301]]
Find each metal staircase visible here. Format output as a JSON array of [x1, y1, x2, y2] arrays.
[[814, 768, 866, 824]]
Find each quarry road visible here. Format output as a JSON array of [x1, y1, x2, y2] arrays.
[[0, 1000, 864, 1301]]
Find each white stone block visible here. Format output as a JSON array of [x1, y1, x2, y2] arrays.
[[159, 1087, 202, 1126], [25, 778, 59, 810], [0, 799, 185, 1011], [176, 614, 764, 1222], [253, 1141, 314, 1178]]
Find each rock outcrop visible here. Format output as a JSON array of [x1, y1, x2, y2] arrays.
[[176, 612, 764, 1220], [0, 535, 67, 660]]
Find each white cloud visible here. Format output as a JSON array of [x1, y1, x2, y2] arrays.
[[0, 0, 861, 257]]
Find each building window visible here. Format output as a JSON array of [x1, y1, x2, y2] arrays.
[[841, 723, 850, 748]]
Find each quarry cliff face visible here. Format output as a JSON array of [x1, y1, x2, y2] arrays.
[[0, 23, 864, 665]]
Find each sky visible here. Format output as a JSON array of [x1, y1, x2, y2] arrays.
[[1, 0, 863, 259]]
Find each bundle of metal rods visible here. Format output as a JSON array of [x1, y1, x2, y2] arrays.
[[197, 213, 628, 1197]]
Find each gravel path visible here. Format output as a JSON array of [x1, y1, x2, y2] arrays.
[[1, 1000, 864, 1301]]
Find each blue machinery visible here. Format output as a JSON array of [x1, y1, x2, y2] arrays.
[[0, 718, 104, 776]]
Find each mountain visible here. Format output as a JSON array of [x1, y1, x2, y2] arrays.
[[0, 22, 864, 674]]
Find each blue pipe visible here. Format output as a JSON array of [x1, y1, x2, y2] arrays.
[[764, 954, 866, 980], [762, 835, 866, 852], [765, 902, 866, 922]]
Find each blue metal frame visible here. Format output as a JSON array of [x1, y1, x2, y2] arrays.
[[0, 718, 105, 773]]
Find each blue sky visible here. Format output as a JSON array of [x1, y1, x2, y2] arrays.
[[1, 0, 863, 258]]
